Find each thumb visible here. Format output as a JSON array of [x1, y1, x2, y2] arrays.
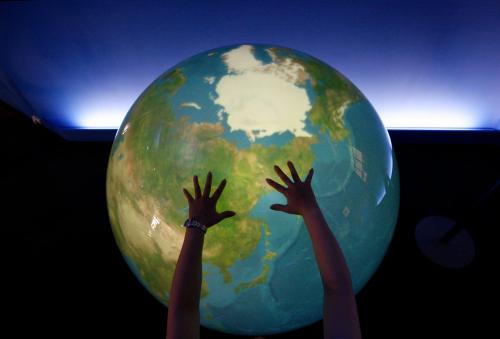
[[270, 204, 289, 213], [216, 210, 236, 223]]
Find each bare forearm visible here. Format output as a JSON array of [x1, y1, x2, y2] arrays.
[[169, 229, 204, 308], [302, 203, 361, 339], [166, 228, 204, 339], [266, 162, 361, 338], [302, 203, 353, 293], [167, 172, 235, 339]]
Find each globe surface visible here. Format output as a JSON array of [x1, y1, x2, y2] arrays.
[[106, 44, 399, 335]]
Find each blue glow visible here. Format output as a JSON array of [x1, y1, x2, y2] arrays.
[[375, 95, 482, 130], [0, 0, 498, 135], [69, 88, 142, 129]]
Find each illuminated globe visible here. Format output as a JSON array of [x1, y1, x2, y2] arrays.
[[106, 44, 399, 335]]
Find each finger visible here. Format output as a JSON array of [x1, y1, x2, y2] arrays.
[[211, 179, 227, 201], [305, 168, 314, 185], [183, 188, 194, 204], [216, 210, 236, 223], [265, 178, 286, 194], [203, 171, 212, 198], [193, 175, 201, 198], [287, 160, 301, 182], [274, 165, 293, 186], [270, 204, 290, 213]]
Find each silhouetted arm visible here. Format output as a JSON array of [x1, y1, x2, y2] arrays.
[[266, 161, 362, 339], [302, 204, 362, 339], [167, 227, 204, 339], [166, 173, 235, 339]]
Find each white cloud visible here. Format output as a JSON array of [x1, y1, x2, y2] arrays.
[[180, 102, 202, 110], [204, 76, 216, 85]]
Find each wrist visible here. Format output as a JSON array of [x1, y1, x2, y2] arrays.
[[183, 217, 208, 234], [300, 200, 321, 218], [185, 226, 206, 238]]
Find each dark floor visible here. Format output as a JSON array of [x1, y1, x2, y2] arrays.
[[1, 103, 498, 338]]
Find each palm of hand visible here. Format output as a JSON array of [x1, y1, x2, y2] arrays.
[[183, 172, 236, 228], [266, 161, 316, 216], [183, 161, 315, 228]]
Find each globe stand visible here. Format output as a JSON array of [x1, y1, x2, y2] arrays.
[[415, 180, 499, 269], [415, 216, 475, 268]]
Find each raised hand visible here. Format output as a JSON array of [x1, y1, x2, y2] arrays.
[[168, 172, 236, 339], [266, 161, 362, 339], [183, 172, 236, 228], [265, 161, 317, 216]]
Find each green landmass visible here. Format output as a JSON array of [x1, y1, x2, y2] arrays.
[[201, 277, 209, 299], [263, 250, 277, 261], [107, 63, 318, 303], [133, 243, 175, 303], [235, 264, 270, 294], [234, 224, 276, 293], [269, 47, 363, 141]]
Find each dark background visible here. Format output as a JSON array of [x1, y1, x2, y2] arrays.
[[2, 1, 500, 132], [2, 101, 498, 338]]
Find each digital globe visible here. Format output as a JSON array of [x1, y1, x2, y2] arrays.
[[106, 44, 399, 335]]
